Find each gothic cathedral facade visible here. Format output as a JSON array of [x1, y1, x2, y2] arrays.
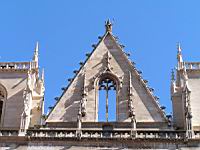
[[0, 21, 200, 149]]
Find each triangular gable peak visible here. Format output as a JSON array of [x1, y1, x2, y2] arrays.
[[46, 21, 168, 128]]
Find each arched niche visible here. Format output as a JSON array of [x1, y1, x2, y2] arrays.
[[0, 84, 7, 127]]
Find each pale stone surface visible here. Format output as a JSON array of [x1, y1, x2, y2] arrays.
[[171, 45, 200, 133], [188, 72, 200, 129], [0, 44, 44, 130], [2, 22, 200, 149], [0, 72, 27, 128], [47, 32, 167, 127]]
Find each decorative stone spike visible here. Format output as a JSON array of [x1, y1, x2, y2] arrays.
[[161, 106, 166, 110], [125, 53, 130, 57], [131, 61, 136, 65], [41, 114, 47, 119], [33, 42, 39, 62], [61, 87, 66, 91], [48, 106, 53, 110], [105, 19, 112, 32], [114, 36, 119, 40], [86, 53, 91, 57], [120, 44, 125, 48], [137, 70, 142, 74], [80, 73, 87, 117], [128, 71, 135, 118], [143, 80, 148, 83], [177, 42, 181, 53], [92, 44, 96, 48], [166, 114, 172, 119], [79, 62, 84, 66], [32, 41, 39, 68], [73, 70, 79, 74], [104, 51, 112, 71], [177, 42, 184, 70], [41, 68, 45, 82], [171, 69, 175, 81], [68, 78, 73, 82], [149, 88, 154, 92], [54, 97, 59, 101], [98, 36, 102, 39]]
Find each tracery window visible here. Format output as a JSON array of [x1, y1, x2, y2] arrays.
[[98, 76, 117, 122]]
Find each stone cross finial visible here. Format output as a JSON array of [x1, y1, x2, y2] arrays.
[[105, 19, 112, 32]]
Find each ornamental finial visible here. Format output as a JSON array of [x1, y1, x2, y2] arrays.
[[177, 42, 182, 54], [33, 41, 39, 62], [176, 42, 184, 70], [105, 19, 112, 32]]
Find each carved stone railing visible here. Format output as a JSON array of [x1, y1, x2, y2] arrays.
[[194, 131, 200, 139], [0, 129, 189, 140], [27, 129, 76, 138], [81, 130, 186, 139], [0, 61, 37, 70], [136, 130, 185, 139], [185, 62, 200, 70], [26, 129, 186, 140], [0, 130, 19, 136]]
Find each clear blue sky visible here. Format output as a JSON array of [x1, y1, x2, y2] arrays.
[[0, 1, 200, 115]]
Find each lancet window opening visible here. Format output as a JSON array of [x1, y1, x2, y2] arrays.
[[98, 75, 117, 122]]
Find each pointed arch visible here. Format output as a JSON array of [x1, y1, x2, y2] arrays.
[[95, 71, 121, 90], [0, 83, 7, 127], [94, 71, 121, 122]]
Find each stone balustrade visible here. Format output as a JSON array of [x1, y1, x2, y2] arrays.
[[137, 131, 185, 139], [0, 130, 18, 136], [194, 131, 200, 139], [185, 62, 200, 70], [0, 62, 37, 70], [27, 129, 76, 138], [25, 129, 187, 140], [0, 129, 193, 140]]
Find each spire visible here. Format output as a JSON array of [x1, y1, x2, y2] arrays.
[[106, 51, 112, 71], [33, 42, 39, 68], [177, 42, 183, 70], [128, 71, 135, 117], [177, 42, 182, 53], [81, 71, 87, 117], [41, 68, 45, 82], [27, 68, 32, 91], [129, 71, 133, 90], [105, 19, 112, 33]]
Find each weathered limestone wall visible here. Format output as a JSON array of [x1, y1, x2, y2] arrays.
[[30, 97, 43, 127], [47, 33, 167, 126], [172, 69, 200, 130], [0, 72, 27, 129], [171, 94, 185, 129], [46, 73, 82, 122], [187, 71, 200, 130], [0, 139, 200, 150]]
